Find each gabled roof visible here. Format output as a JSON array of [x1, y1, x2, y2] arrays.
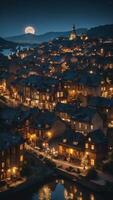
[[71, 107, 98, 123], [88, 129, 107, 144], [12, 75, 59, 92], [88, 96, 113, 108], [62, 70, 78, 81], [30, 111, 58, 130], [55, 103, 77, 115], [59, 130, 85, 150], [0, 106, 30, 126], [0, 131, 24, 150], [77, 73, 101, 87]]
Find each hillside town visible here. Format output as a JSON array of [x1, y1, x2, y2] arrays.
[[0, 26, 113, 197]]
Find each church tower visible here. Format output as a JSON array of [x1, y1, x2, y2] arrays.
[[69, 25, 77, 40]]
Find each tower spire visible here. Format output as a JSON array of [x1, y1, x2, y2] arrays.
[[69, 25, 77, 40]]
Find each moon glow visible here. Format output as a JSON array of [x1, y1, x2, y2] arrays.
[[25, 26, 35, 34]]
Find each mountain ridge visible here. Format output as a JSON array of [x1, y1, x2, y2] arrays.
[[0, 37, 17, 50], [5, 28, 87, 44], [87, 24, 113, 38], [1, 24, 113, 47]]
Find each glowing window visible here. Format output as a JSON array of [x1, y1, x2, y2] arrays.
[[91, 145, 95, 150], [91, 159, 95, 166], [85, 143, 88, 148], [20, 155, 24, 162], [91, 125, 93, 130]]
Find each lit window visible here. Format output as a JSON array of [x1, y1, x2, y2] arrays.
[[20, 145, 23, 150], [91, 145, 95, 150], [57, 92, 60, 98], [69, 149, 73, 154], [90, 194, 95, 200], [47, 131, 52, 138], [79, 123, 81, 128], [88, 138, 91, 142], [20, 155, 24, 162], [59, 146, 63, 153], [60, 92, 63, 97], [91, 159, 95, 166], [2, 162, 5, 168], [85, 125, 87, 130], [85, 143, 88, 148], [47, 95, 49, 100], [91, 125, 93, 130], [63, 139, 67, 143]]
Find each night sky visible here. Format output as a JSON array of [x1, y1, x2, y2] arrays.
[[0, 0, 113, 37]]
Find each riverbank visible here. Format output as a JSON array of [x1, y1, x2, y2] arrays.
[[0, 169, 56, 199], [0, 152, 56, 199], [1, 151, 113, 199], [55, 167, 113, 194]]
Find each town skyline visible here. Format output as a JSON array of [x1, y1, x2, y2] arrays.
[[0, 0, 113, 37], [0, 1, 113, 199]]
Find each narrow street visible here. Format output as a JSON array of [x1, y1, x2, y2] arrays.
[[26, 144, 113, 184], [26, 144, 82, 171]]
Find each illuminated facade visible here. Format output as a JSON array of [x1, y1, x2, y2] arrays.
[[58, 129, 108, 167], [69, 25, 77, 41], [26, 111, 66, 146], [84, 130, 108, 167], [0, 132, 24, 182]]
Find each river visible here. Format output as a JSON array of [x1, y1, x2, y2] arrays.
[[30, 179, 110, 200], [2, 178, 111, 200]]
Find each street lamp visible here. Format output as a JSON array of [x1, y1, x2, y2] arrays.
[[47, 131, 52, 139]]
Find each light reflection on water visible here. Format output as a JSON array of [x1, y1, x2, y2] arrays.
[[32, 179, 106, 200]]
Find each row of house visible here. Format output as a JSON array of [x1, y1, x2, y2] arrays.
[[0, 104, 25, 183], [57, 129, 108, 167], [0, 130, 24, 182]]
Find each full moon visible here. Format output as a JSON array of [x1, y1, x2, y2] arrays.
[[25, 26, 35, 34]]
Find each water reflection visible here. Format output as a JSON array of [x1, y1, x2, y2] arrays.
[[32, 179, 100, 200], [38, 185, 51, 200]]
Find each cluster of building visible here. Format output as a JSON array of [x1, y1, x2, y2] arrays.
[[0, 26, 113, 184]]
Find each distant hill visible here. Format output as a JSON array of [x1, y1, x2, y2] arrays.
[[6, 28, 87, 44], [3, 24, 113, 46], [6, 33, 38, 45], [0, 37, 17, 49], [87, 24, 113, 38]]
